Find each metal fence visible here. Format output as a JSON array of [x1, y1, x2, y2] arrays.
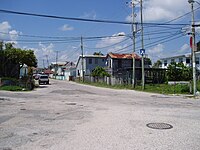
[[84, 76, 133, 86]]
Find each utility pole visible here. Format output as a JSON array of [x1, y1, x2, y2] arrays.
[[131, 0, 136, 88], [140, 0, 145, 90], [43, 59, 45, 69], [55, 51, 58, 79], [188, 0, 197, 96], [81, 36, 84, 82], [46, 55, 49, 69]]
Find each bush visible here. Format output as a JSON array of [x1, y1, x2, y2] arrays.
[[0, 85, 23, 91], [1, 77, 19, 86]]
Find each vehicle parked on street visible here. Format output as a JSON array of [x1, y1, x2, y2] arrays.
[[38, 74, 49, 85]]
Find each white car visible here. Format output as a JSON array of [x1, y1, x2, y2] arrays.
[[38, 75, 49, 85]]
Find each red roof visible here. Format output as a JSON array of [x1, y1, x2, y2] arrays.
[[44, 69, 54, 74], [107, 52, 140, 59]]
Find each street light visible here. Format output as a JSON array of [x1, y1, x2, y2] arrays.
[[188, 0, 194, 3], [189, 0, 200, 5]]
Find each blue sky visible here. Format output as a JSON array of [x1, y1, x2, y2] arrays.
[[0, 0, 200, 67]]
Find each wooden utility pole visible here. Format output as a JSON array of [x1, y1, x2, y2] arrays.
[[81, 36, 84, 82], [140, 0, 145, 90]]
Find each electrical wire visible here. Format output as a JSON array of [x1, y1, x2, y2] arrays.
[[0, 9, 190, 26], [114, 31, 183, 53], [165, 6, 200, 23], [84, 37, 130, 49]]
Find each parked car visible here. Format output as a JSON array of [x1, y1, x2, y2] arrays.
[[38, 75, 49, 85]]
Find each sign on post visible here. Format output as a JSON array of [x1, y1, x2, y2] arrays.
[[140, 49, 145, 56], [190, 36, 193, 49]]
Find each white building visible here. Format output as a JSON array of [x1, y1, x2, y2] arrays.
[[50, 61, 76, 80], [76, 55, 107, 77], [160, 51, 200, 70]]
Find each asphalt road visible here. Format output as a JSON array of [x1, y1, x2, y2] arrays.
[[0, 79, 200, 150]]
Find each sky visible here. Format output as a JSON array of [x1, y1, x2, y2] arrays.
[[0, 0, 200, 67]]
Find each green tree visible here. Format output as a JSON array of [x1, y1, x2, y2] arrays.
[[197, 41, 200, 51], [6, 47, 37, 69], [153, 60, 162, 68], [0, 41, 3, 50], [91, 66, 110, 78], [167, 62, 192, 81], [93, 51, 104, 56], [144, 58, 152, 66], [0, 42, 37, 78]]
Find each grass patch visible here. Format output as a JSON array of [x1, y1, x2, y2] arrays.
[[76, 81, 192, 95], [134, 84, 191, 94], [0, 85, 25, 91], [78, 81, 134, 90]]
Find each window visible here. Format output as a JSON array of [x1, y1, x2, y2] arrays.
[[186, 58, 190, 64], [196, 57, 199, 64], [109, 60, 112, 68], [118, 59, 122, 68], [95, 58, 98, 64], [179, 58, 183, 63], [89, 58, 92, 64], [164, 60, 167, 66], [102, 59, 104, 62], [171, 59, 175, 63]]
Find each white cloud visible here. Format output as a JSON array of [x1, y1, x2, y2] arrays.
[[81, 11, 97, 19], [32, 43, 80, 67], [59, 24, 74, 31], [0, 21, 11, 33], [31, 43, 55, 67], [126, 0, 189, 22], [9, 30, 19, 41], [147, 44, 164, 62], [178, 43, 190, 54], [0, 21, 20, 44], [24, 42, 79, 67], [95, 32, 127, 49]]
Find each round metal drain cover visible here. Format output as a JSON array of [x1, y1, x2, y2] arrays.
[[66, 102, 76, 105], [146, 123, 173, 130]]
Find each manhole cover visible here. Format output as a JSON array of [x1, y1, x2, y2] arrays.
[[3, 148, 12, 150], [0, 98, 10, 101], [146, 123, 173, 130], [66, 102, 76, 105]]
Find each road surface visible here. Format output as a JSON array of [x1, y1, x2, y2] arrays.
[[0, 79, 200, 150]]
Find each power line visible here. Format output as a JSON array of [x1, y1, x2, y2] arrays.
[[115, 32, 183, 53], [165, 6, 200, 23], [0, 9, 190, 26], [84, 37, 130, 49], [142, 33, 184, 50], [0, 31, 129, 41], [0, 9, 131, 25]]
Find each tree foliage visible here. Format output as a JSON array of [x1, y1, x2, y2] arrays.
[[93, 51, 104, 56], [91, 66, 110, 77], [167, 62, 192, 81], [145, 58, 152, 65], [197, 41, 200, 52], [153, 60, 162, 68], [0, 42, 37, 78], [4, 44, 37, 68]]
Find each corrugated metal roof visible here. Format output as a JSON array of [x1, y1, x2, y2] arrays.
[[80, 55, 106, 58], [44, 69, 54, 74], [107, 52, 140, 59]]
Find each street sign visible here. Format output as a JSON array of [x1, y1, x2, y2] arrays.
[[190, 36, 193, 48], [140, 49, 145, 56]]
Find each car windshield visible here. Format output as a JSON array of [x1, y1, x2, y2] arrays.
[[40, 76, 48, 79]]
